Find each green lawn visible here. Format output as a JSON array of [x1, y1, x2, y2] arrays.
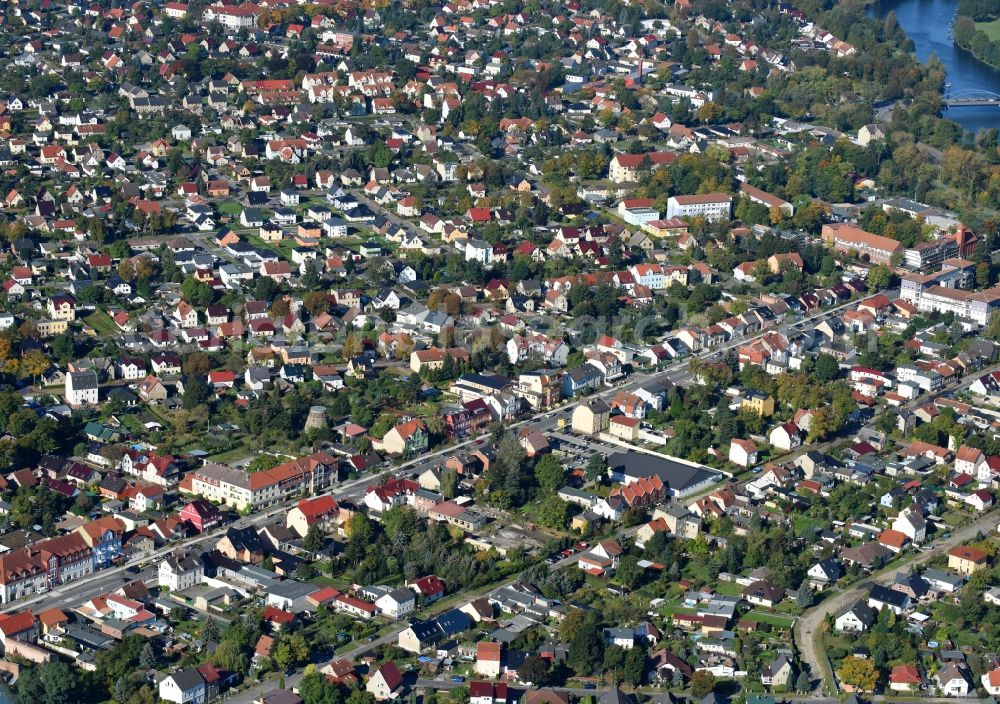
[[659, 599, 698, 616], [941, 511, 968, 527], [308, 573, 352, 590], [977, 18, 1000, 40], [118, 414, 144, 434], [792, 515, 827, 539], [83, 309, 118, 336], [207, 445, 252, 464], [217, 201, 243, 216], [744, 610, 796, 628], [714, 581, 746, 597]]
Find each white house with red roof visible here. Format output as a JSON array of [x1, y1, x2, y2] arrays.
[[367, 662, 403, 700], [769, 422, 802, 452], [577, 539, 623, 575], [287, 495, 342, 537], [729, 438, 759, 467], [408, 574, 445, 603]]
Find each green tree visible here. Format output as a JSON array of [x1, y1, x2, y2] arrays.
[[812, 353, 840, 382], [139, 641, 158, 669], [568, 622, 604, 675], [585, 453, 607, 481], [560, 608, 586, 642], [535, 495, 570, 529], [304, 524, 325, 552], [212, 639, 249, 674], [867, 264, 892, 290], [796, 582, 814, 609], [533, 455, 565, 493], [615, 555, 643, 589], [987, 310, 1000, 342], [201, 618, 220, 643], [518, 655, 549, 685], [19, 660, 80, 704], [50, 333, 75, 362], [299, 672, 345, 704], [623, 647, 646, 686], [440, 468, 458, 499], [691, 671, 717, 698], [181, 276, 215, 307]]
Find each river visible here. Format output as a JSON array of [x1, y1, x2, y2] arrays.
[[869, 0, 1000, 133]]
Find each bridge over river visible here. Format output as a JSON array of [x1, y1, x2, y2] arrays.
[[943, 88, 1000, 107]]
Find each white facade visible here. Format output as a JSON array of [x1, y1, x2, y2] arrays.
[[666, 194, 732, 222], [159, 673, 206, 704], [203, 4, 258, 30], [158, 554, 204, 591], [66, 370, 98, 406]]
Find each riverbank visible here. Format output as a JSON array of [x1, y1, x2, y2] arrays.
[[869, 0, 1000, 132], [953, 13, 1000, 70]]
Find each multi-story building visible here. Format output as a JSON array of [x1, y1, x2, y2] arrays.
[[76, 516, 125, 569], [899, 262, 973, 307], [948, 545, 989, 575], [506, 334, 568, 366], [608, 152, 675, 183], [820, 224, 903, 265], [187, 462, 252, 509], [516, 371, 563, 410], [901, 284, 1000, 326], [47, 294, 76, 321], [903, 238, 958, 273], [0, 534, 94, 604], [159, 551, 205, 591], [185, 451, 337, 511], [202, 2, 259, 30], [738, 181, 794, 216], [65, 370, 98, 406], [617, 199, 660, 227], [666, 193, 732, 222]]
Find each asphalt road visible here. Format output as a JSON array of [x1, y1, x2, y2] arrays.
[[795, 506, 1000, 694], [10, 289, 871, 704]]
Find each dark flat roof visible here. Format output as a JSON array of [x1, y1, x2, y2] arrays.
[[607, 451, 721, 493]]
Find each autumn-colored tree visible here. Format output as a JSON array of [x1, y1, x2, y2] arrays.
[[183, 352, 211, 377], [303, 292, 330, 317], [134, 257, 157, 281], [269, 298, 290, 319], [394, 335, 415, 361], [697, 101, 722, 123], [342, 334, 362, 359], [17, 322, 37, 340], [118, 260, 137, 281], [837, 657, 879, 692], [442, 293, 462, 317], [0, 336, 16, 375], [691, 671, 717, 697], [20, 349, 49, 385]]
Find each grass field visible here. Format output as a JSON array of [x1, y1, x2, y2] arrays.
[[744, 610, 796, 628], [714, 581, 746, 597], [208, 445, 253, 464], [976, 18, 1000, 41], [217, 201, 243, 216], [658, 599, 699, 616], [941, 510, 968, 527], [83, 309, 118, 336]]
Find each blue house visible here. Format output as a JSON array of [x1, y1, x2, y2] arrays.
[[78, 516, 124, 569], [562, 363, 604, 398]]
